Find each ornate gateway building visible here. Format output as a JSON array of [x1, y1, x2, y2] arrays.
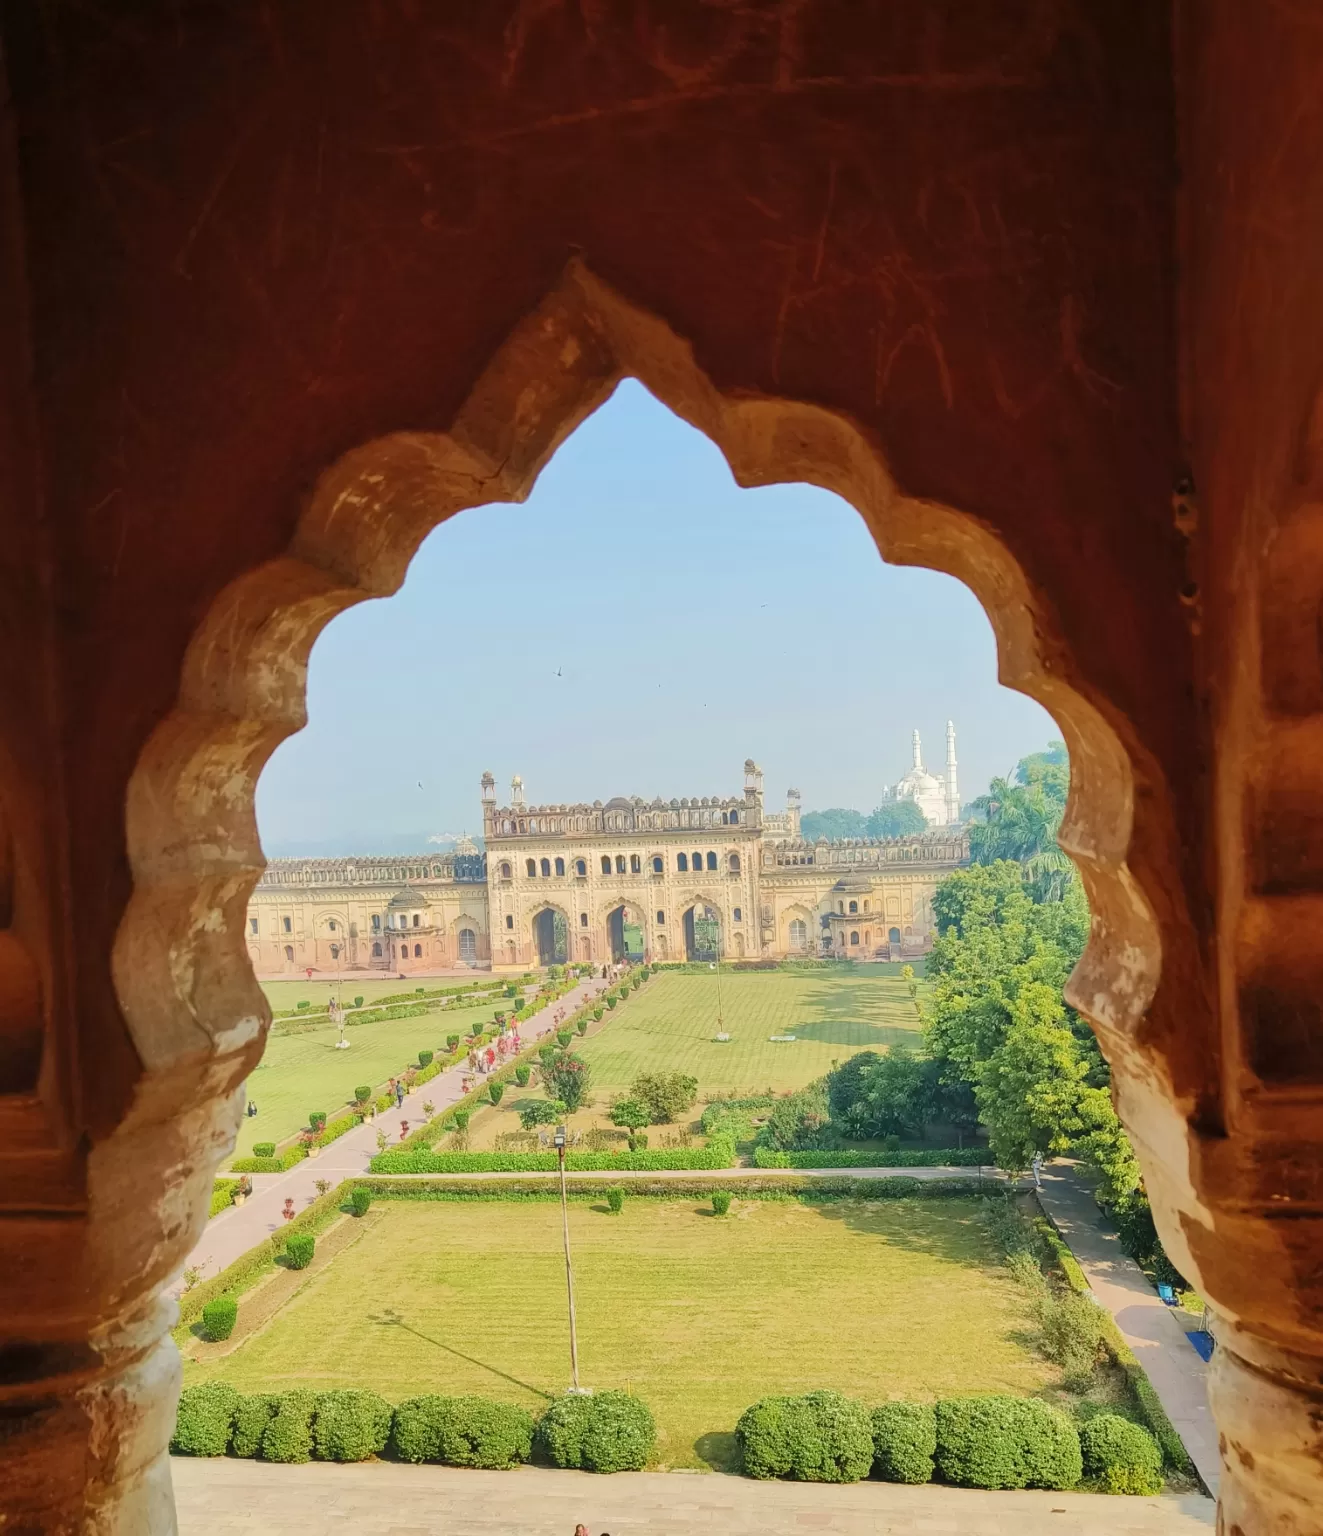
[[245, 761, 969, 975]]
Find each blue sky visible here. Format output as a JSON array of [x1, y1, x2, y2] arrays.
[[256, 381, 1058, 857]]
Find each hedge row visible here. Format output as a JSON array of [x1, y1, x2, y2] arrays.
[[369, 1138, 737, 1175], [1034, 1207, 1195, 1478], [171, 1385, 654, 1473], [736, 1390, 1160, 1493], [355, 1175, 990, 1203], [209, 1180, 239, 1218], [752, 1147, 991, 1169]]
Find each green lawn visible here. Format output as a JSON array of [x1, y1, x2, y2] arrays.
[[231, 1000, 499, 1162], [182, 1195, 1060, 1469], [574, 967, 924, 1099], [257, 977, 499, 1014]]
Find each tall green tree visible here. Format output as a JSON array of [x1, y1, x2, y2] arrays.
[[799, 807, 866, 841], [864, 800, 927, 838]]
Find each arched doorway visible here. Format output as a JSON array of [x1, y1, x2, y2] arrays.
[[607, 904, 644, 963], [684, 903, 721, 961], [458, 928, 477, 965], [534, 908, 568, 966]]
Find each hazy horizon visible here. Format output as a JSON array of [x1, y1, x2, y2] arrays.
[[256, 381, 1058, 859]]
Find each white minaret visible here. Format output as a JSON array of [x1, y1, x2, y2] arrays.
[[510, 773, 525, 809], [944, 721, 959, 825], [911, 729, 923, 769]]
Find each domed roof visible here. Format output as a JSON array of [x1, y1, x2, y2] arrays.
[[604, 796, 632, 810]]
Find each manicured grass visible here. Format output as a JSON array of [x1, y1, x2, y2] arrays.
[[182, 1196, 1058, 1470], [258, 977, 502, 1014], [231, 1000, 498, 1162], [574, 968, 923, 1098]]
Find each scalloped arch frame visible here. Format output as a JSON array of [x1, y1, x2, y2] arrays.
[[110, 260, 1160, 1162]]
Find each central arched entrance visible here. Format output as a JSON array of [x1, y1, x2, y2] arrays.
[[533, 907, 568, 966], [607, 903, 645, 963], [684, 902, 721, 961]]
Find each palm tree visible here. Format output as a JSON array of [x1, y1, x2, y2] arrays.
[[968, 776, 1072, 901]]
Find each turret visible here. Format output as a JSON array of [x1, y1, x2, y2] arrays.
[[912, 729, 923, 770], [786, 787, 801, 838], [480, 771, 496, 836], [510, 774, 525, 809], [944, 721, 959, 825], [743, 758, 764, 808]]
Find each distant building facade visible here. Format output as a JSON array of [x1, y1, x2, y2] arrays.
[[246, 760, 968, 975], [876, 722, 961, 826]]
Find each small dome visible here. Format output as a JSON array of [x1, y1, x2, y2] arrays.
[[605, 796, 631, 810]]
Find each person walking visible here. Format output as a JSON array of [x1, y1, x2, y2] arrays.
[[1031, 1153, 1043, 1189], [395, 1080, 405, 1110]]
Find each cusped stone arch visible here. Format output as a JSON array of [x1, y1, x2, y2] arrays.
[[109, 262, 1160, 1509], [781, 902, 819, 954]]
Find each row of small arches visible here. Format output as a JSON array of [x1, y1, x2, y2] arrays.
[[504, 851, 741, 879]]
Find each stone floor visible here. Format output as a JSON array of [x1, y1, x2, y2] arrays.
[[172, 1459, 1217, 1535]]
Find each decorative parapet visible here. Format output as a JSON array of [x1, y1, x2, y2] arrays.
[[253, 852, 487, 888]]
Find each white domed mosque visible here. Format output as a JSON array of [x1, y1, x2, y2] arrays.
[[883, 722, 961, 826]]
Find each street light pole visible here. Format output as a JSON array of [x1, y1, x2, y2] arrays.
[[554, 1123, 581, 1390]]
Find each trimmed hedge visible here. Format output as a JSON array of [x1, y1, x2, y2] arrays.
[[201, 1296, 237, 1342], [934, 1396, 1081, 1490], [1079, 1413, 1164, 1495], [284, 1233, 315, 1270], [393, 1394, 534, 1469], [171, 1382, 238, 1456], [312, 1390, 393, 1462], [870, 1401, 936, 1484], [261, 1390, 318, 1463], [349, 1187, 372, 1217], [209, 1179, 239, 1218], [231, 1394, 278, 1457], [535, 1391, 656, 1474], [737, 1391, 874, 1483], [355, 1175, 990, 1204], [752, 1147, 990, 1169], [370, 1142, 737, 1175]]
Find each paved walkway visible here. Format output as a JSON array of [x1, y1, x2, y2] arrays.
[[177, 979, 609, 1289], [172, 1458, 1216, 1534], [1035, 1164, 1220, 1496]]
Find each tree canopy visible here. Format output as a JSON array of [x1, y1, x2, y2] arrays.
[[799, 807, 866, 841], [864, 800, 927, 838]]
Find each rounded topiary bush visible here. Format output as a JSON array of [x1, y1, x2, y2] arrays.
[[536, 1391, 656, 1473], [418, 1050, 434, 1068], [605, 997, 617, 1010], [230, 1394, 278, 1457], [606, 1186, 624, 1214], [737, 1391, 874, 1483], [393, 1394, 534, 1468], [489, 1082, 505, 1105], [260, 1390, 318, 1463], [284, 1233, 315, 1270], [870, 1402, 936, 1484], [354, 1086, 372, 1105], [312, 1389, 393, 1462], [711, 1190, 733, 1216], [934, 1396, 1081, 1491], [515, 1065, 531, 1087], [349, 1187, 372, 1218], [309, 1111, 327, 1132], [593, 1007, 604, 1021], [253, 1141, 276, 1158], [171, 1381, 238, 1456], [1079, 1413, 1164, 1495], [201, 1295, 238, 1342]]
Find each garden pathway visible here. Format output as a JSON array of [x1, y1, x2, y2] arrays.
[[174, 978, 610, 1290], [1035, 1163, 1220, 1497], [173, 1457, 1217, 1534]]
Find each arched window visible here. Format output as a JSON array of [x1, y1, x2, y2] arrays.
[[505, 914, 514, 929], [863, 900, 870, 911], [615, 855, 626, 874], [677, 853, 688, 872], [526, 858, 537, 877], [500, 861, 511, 879], [283, 916, 292, 933], [555, 857, 565, 876], [601, 856, 611, 874], [729, 809, 739, 824], [733, 907, 742, 922], [652, 855, 663, 873], [284, 945, 294, 962], [630, 854, 641, 874], [371, 913, 381, 930], [576, 858, 587, 876], [328, 919, 337, 932], [459, 929, 476, 963], [849, 901, 858, 914], [249, 916, 258, 934], [330, 943, 339, 959], [838, 901, 845, 914], [789, 918, 807, 951], [656, 910, 665, 924], [850, 931, 860, 946], [372, 941, 382, 957], [729, 853, 741, 874], [414, 943, 422, 957], [412, 913, 420, 927], [706, 851, 717, 871], [541, 858, 551, 877], [580, 912, 588, 927], [693, 851, 703, 870], [721, 811, 728, 824]]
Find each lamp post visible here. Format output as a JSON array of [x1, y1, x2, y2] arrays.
[[554, 1123, 582, 1390]]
